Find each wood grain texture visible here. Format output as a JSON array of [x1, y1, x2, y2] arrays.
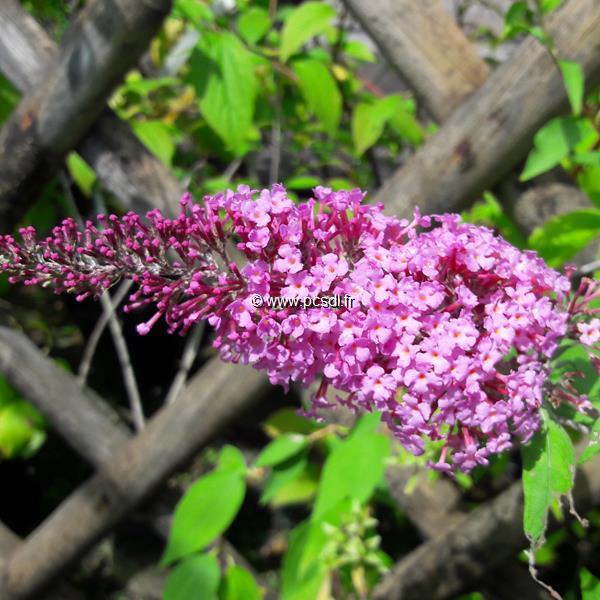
[[374, 451, 600, 600], [0, 358, 267, 599], [373, 0, 600, 219], [0, 0, 174, 231], [342, 0, 489, 121]]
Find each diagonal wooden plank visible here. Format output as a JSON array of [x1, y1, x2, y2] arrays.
[[0, 327, 130, 464], [0, 0, 173, 231], [342, 0, 490, 122], [370, 0, 600, 218], [374, 451, 600, 600], [0, 356, 268, 598]]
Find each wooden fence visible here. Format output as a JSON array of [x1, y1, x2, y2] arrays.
[[0, 0, 599, 598]]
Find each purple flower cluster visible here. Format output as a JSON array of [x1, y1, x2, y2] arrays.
[[1, 185, 598, 471]]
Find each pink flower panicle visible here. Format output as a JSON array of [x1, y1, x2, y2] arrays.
[[1, 185, 598, 472]]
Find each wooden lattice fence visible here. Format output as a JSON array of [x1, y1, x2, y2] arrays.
[[0, 1, 598, 598]]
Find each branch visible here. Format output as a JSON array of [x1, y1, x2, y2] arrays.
[[77, 281, 133, 385], [374, 451, 600, 599], [164, 322, 204, 405], [372, 0, 600, 218], [341, 0, 489, 122], [0, 0, 174, 230], [0, 344, 268, 598]]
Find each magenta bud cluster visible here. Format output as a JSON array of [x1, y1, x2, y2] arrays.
[[1, 185, 598, 472]]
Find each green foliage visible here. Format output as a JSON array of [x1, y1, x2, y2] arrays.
[[520, 117, 598, 181], [162, 446, 246, 566], [66, 153, 97, 197], [132, 120, 176, 166], [580, 568, 600, 599], [280, 2, 336, 62], [292, 58, 341, 136], [461, 191, 527, 248], [0, 375, 46, 460], [313, 415, 390, 518], [187, 31, 258, 154], [237, 7, 271, 45], [164, 553, 221, 600], [559, 60, 584, 116], [527, 209, 600, 267], [350, 95, 421, 156], [255, 433, 307, 467], [160, 411, 393, 599], [220, 565, 263, 600], [260, 450, 309, 505], [522, 410, 576, 546]]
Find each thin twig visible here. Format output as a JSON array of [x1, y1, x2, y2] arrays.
[[223, 157, 242, 181], [164, 322, 205, 405], [61, 174, 145, 431], [578, 259, 600, 275], [77, 280, 133, 386], [100, 291, 145, 432], [92, 188, 145, 432]]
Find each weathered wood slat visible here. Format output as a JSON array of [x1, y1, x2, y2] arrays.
[[374, 451, 600, 599], [0, 0, 174, 231], [342, 0, 489, 121], [0, 523, 19, 558], [0, 327, 130, 464], [0, 357, 267, 598], [373, 0, 600, 218], [0, 1, 181, 217]]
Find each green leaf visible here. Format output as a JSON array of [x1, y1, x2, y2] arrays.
[[527, 209, 600, 267], [521, 117, 599, 181], [578, 166, 600, 206], [260, 451, 308, 504], [0, 401, 47, 459], [164, 554, 220, 600], [581, 567, 600, 600], [280, 2, 336, 62], [255, 434, 307, 468], [522, 410, 575, 545], [238, 7, 271, 45], [461, 191, 527, 248], [220, 565, 263, 600], [579, 418, 600, 464], [388, 106, 425, 146], [216, 445, 247, 474], [343, 40, 376, 63], [351, 97, 399, 156], [263, 408, 320, 437], [502, 2, 534, 39], [285, 175, 320, 190], [540, 0, 563, 13], [313, 423, 390, 518], [131, 120, 175, 166], [559, 60, 584, 116], [0, 376, 46, 460], [188, 32, 258, 153], [268, 464, 318, 507], [174, 0, 214, 25], [121, 74, 178, 97], [162, 468, 246, 565], [572, 152, 600, 167], [281, 521, 328, 600], [66, 153, 97, 196], [292, 58, 341, 135]]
